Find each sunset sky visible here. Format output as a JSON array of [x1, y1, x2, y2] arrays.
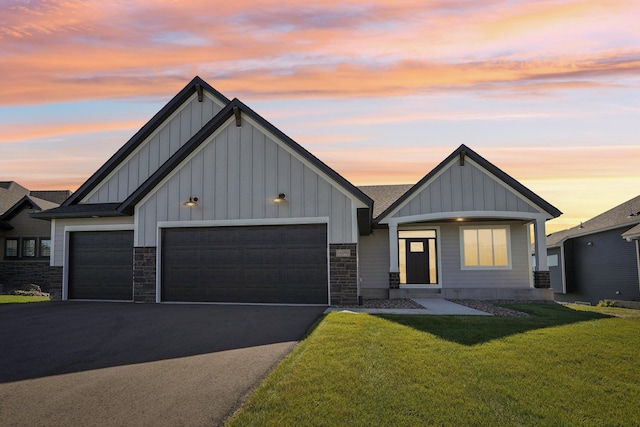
[[1, 0, 639, 234]]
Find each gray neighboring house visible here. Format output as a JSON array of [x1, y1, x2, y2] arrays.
[[546, 195, 640, 305], [33, 76, 561, 305], [0, 182, 71, 292]]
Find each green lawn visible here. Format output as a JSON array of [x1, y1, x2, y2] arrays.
[[228, 304, 640, 426], [0, 295, 50, 304]]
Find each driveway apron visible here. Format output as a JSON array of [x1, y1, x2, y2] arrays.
[[0, 302, 325, 426]]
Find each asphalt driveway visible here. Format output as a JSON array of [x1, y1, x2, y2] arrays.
[[0, 301, 325, 426]]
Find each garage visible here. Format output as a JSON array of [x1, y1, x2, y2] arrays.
[[68, 230, 134, 300], [161, 224, 328, 304]]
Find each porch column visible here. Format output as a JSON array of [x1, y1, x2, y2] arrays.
[[533, 218, 550, 288], [388, 223, 400, 289]]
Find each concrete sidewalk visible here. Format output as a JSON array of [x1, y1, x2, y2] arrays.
[[324, 298, 492, 316]]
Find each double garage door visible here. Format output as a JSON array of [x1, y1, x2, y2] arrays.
[[68, 224, 328, 304]]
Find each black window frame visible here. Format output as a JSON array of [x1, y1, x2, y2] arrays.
[[4, 238, 19, 259], [21, 237, 37, 258], [39, 238, 52, 259]]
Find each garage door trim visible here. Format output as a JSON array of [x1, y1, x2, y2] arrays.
[[156, 217, 330, 305], [63, 224, 135, 301]]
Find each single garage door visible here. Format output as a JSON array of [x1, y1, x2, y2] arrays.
[[68, 230, 134, 300], [161, 224, 328, 304]]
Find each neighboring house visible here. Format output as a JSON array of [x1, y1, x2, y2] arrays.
[[0, 182, 71, 292], [546, 195, 640, 305], [33, 76, 561, 305]]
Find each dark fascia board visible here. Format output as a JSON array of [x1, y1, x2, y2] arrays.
[[0, 196, 42, 221], [118, 101, 237, 213], [376, 144, 563, 223], [119, 98, 375, 227], [30, 203, 123, 220], [63, 76, 230, 207]]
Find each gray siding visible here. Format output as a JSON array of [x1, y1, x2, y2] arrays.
[[557, 227, 640, 304], [51, 217, 135, 266], [0, 209, 51, 240], [83, 94, 223, 204], [549, 247, 563, 293], [439, 221, 532, 288], [136, 118, 358, 246], [393, 159, 539, 218], [359, 229, 390, 290]]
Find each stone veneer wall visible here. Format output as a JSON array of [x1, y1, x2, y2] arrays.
[[133, 247, 157, 303], [389, 272, 400, 289], [329, 243, 358, 306], [0, 261, 62, 295], [534, 271, 551, 289]]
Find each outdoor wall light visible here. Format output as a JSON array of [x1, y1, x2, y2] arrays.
[[273, 193, 286, 203], [183, 197, 199, 207]]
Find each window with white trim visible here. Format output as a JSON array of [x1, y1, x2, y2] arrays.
[[461, 226, 510, 269]]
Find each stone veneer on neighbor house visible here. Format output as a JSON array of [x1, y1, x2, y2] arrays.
[[329, 243, 358, 306], [0, 262, 62, 295], [133, 247, 157, 303]]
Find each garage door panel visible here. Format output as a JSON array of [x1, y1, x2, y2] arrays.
[[68, 231, 134, 301], [162, 224, 328, 304]]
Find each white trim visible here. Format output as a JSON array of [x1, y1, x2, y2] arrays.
[[157, 216, 329, 229], [351, 204, 359, 244], [49, 219, 56, 267], [386, 211, 548, 226], [62, 224, 135, 301], [154, 217, 331, 304], [160, 301, 328, 307], [560, 244, 567, 294], [397, 225, 442, 288], [527, 223, 534, 288], [459, 225, 512, 271], [378, 157, 551, 223]]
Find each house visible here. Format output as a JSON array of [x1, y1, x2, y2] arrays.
[[546, 195, 640, 305], [33, 76, 561, 305], [0, 182, 71, 292]]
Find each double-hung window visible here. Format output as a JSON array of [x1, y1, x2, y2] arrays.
[[461, 226, 511, 269]]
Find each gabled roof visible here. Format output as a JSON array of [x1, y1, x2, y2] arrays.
[[622, 224, 640, 241], [376, 144, 563, 222], [0, 181, 29, 214], [547, 194, 640, 247], [359, 185, 413, 218], [30, 190, 71, 205], [1, 195, 59, 221], [62, 76, 230, 207], [34, 93, 374, 223]]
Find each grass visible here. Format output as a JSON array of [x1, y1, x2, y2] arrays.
[[227, 304, 640, 426], [0, 295, 50, 304]]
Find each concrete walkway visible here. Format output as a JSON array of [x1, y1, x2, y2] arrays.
[[325, 298, 492, 316]]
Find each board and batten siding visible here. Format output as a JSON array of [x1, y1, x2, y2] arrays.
[[51, 217, 135, 266], [439, 221, 532, 288], [359, 229, 390, 294], [392, 159, 539, 219], [83, 94, 224, 204], [135, 117, 359, 246]]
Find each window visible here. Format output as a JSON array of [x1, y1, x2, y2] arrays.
[[22, 238, 36, 257], [40, 239, 52, 258], [461, 226, 510, 269], [5, 238, 19, 258]]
